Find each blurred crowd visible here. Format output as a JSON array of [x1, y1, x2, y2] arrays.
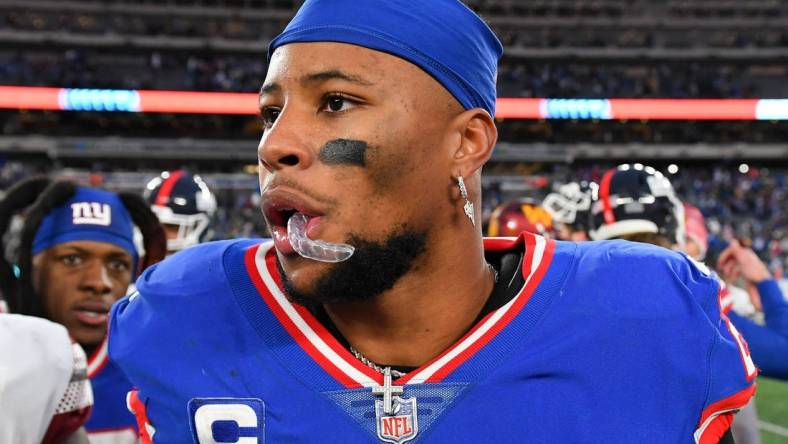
[[5, 48, 786, 98], [3, 0, 788, 98], [496, 62, 768, 99]]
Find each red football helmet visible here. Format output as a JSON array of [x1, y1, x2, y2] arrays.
[[487, 199, 556, 238]]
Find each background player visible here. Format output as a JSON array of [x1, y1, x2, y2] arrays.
[[0, 177, 166, 443], [542, 180, 595, 241], [144, 169, 217, 254], [588, 163, 685, 249], [487, 198, 557, 238], [0, 313, 92, 444]]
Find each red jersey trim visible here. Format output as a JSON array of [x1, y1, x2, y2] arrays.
[[244, 232, 555, 389], [694, 384, 756, 444], [244, 246, 379, 388], [400, 233, 555, 384], [87, 336, 109, 379], [127, 390, 154, 444]]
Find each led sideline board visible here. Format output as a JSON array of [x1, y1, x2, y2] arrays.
[[1, 86, 787, 120]]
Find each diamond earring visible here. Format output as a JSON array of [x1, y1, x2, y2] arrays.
[[457, 176, 475, 226]]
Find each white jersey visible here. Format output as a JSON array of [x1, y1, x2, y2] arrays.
[[0, 314, 93, 444]]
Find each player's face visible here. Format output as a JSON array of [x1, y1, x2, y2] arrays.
[[32, 240, 133, 348], [162, 223, 180, 241], [556, 223, 573, 241], [684, 237, 702, 260], [257, 42, 461, 303]]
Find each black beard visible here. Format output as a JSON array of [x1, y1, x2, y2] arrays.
[[276, 227, 427, 307]]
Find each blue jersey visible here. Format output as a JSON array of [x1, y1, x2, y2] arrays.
[[85, 338, 138, 443], [728, 279, 788, 379], [109, 233, 755, 443]]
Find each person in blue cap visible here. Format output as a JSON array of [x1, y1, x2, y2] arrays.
[[110, 1, 752, 442], [0, 177, 166, 444]]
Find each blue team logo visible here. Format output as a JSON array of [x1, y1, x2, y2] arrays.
[[188, 398, 265, 444], [375, 397, 419, 444]]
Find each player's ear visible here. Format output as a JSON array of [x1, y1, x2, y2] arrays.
[[449, 108, 497, 177]]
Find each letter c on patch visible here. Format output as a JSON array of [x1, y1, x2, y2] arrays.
[[189, 398, 265, 444]]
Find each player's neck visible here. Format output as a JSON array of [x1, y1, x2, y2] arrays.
[[323, 230, 492, 369]]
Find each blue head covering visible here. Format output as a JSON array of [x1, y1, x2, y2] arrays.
[[268, 0, 503, 117], [32, 187, 138, 267]]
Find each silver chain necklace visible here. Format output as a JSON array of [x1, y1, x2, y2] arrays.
[[487, 262, 499, 283], [350, 346, 407, 378], [349, 263, 498, 378]]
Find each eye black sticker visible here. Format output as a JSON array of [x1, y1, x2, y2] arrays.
[[319, 139, 368, 167]]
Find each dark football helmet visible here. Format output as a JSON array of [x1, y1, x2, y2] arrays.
[[144, 170, 217, 252], [487, 199, 556, 238], [589, 164, 685, 247]]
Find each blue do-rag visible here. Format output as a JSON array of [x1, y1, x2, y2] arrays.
[[268, 0, 503, 117], [32, 187, 138, 267]]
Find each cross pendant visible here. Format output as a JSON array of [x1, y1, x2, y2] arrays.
[[371, 367, 404, 415]]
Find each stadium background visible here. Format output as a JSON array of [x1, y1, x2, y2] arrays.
[[0, 0, 786, 441]]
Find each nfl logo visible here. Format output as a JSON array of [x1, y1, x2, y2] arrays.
[[375, 397, 418, 444]]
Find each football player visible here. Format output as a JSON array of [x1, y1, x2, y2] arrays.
[[0, 314, 92, 444], [588, 163, 685, 249], [0, 177, 166, 443], [542, 180, 595, 241], [487, 199, 556, 238], [109, 2, 754, 443], [588, 164, 788, 442], [144, 170, 217, 254]]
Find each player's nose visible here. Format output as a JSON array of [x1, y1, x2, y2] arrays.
[[79, 259, 113, 296], [257, 109, 315, 173]]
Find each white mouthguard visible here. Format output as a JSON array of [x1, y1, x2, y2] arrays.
[[286, 212, 355, 263]]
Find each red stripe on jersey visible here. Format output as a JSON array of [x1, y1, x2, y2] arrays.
[[599, 169, 616, 224], [483, 234, 524, 252], [127, 390, 153, 444], [247, 233, 554, 388], [244, 245, 379, 388], [698, 413, 734, 444], [154, 170, 184, 207], [718, 282, 733, 316], [397, 233, 555, 384], [87, 337, 109, 378], [696, 384, 756, 444]]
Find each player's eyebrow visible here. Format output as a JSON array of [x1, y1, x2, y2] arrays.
[[300, 70, 374, 87], [56, 245, 89, 255], [259, 83, 280, 97], [258, 70, 374, 110]]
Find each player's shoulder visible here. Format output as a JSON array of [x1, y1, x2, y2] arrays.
[[0, 314, 73, 374], [569, 240, 720, 315], [110, 238, 265, 349], [109, 239, 268, 376], [576, 239, 713, 280], [133, 238, 263, 299]]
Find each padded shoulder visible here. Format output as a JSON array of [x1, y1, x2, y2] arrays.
[[108, 239, 263, 378], [570, 240, 720, 318], [133, 239, 260, 300]]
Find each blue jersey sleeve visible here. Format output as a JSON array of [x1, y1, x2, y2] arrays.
[[574, 241, 756, 440], [728, 279, 788, 379], [666, 251, 757, 439], [107, 239, 261, 439]]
